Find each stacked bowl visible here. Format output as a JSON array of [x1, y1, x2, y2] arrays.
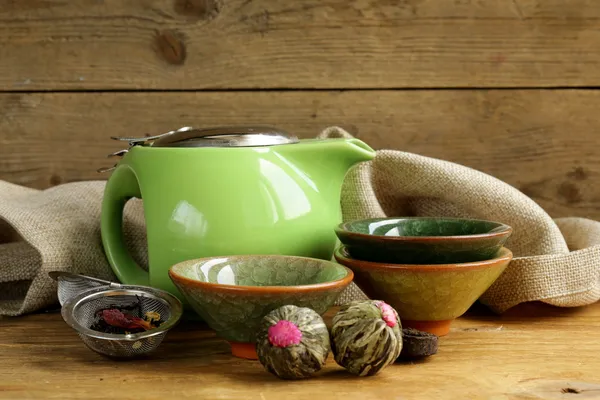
[[333, 217, 513, 336]]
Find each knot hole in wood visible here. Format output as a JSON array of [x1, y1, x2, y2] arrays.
[[154, 30, 187, 66], [174, 0, 222, 21]]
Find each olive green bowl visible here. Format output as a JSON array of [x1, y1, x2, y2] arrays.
[[168, 255, 353, 360], [334, 217, 512, 264], [334, 246, 512, 336]]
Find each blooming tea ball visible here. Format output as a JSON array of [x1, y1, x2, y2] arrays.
[[256, 305, 331, 380], [331, 300, 402, 376]]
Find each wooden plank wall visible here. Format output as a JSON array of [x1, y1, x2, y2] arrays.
[[0, 0, 598, 220]]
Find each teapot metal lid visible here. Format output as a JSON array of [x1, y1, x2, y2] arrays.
[[111, 126, 299, 148]]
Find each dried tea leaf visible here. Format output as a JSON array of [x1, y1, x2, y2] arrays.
[[89, 297, 163, 335], [397, 328, 438, 360]]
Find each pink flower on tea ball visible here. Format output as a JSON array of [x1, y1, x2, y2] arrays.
[[268, 320, 303, 347], [376, 301, 397, 327]]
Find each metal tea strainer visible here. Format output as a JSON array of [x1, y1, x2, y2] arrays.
[[49, 271, 183, 359]]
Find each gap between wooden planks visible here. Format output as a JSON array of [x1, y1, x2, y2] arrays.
[[0, 302, 599, 399], [2, 0, 600, 89], [0, 89, 598, 220]]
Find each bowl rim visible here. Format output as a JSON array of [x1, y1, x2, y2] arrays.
[[168, 254, 354, 294], [334, 246, 513, 271], [335, 216, 513, 242]]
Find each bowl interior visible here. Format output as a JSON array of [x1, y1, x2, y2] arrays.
[[338, 217, 511, 239], [170, 255, 350, 288]]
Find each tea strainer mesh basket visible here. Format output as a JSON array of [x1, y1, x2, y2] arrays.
[[49, 271, 183, 358]]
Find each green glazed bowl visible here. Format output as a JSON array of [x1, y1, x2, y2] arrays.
[[334, 246, 512, 336], [335, 217, 512, 264], [168, 255, 353, 360]]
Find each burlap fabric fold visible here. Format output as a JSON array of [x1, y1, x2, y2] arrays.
[[1, 126, 599, 316], [0, 180, 146, 316], [319, 127, 600, 313]]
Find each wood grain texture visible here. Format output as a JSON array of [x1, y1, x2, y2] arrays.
[[1, 302, 600, 399], [3, 0, 600, 89], [1, 90, 598, 220]]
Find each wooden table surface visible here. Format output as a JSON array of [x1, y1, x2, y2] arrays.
[[1, 301, 600, 400]]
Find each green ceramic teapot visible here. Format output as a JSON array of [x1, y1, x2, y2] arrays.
[[100, 126, 375, 301]]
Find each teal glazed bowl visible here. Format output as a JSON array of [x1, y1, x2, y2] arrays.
[[335, 217, 512, 264], [168, 255, 353, 360]]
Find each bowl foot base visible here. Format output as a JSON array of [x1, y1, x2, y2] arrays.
[[229, 341, 258, 360], [402, 319, 453, 336]]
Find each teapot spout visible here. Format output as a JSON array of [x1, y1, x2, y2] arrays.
[[311, 137, 376, 172], [338, 138, 377, 166], [274, 137, 376, 188]]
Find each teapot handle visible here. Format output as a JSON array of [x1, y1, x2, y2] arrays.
[[100, 164, 150, 286]]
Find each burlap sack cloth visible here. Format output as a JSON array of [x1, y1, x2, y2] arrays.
[[1, 126, 599, 316]]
